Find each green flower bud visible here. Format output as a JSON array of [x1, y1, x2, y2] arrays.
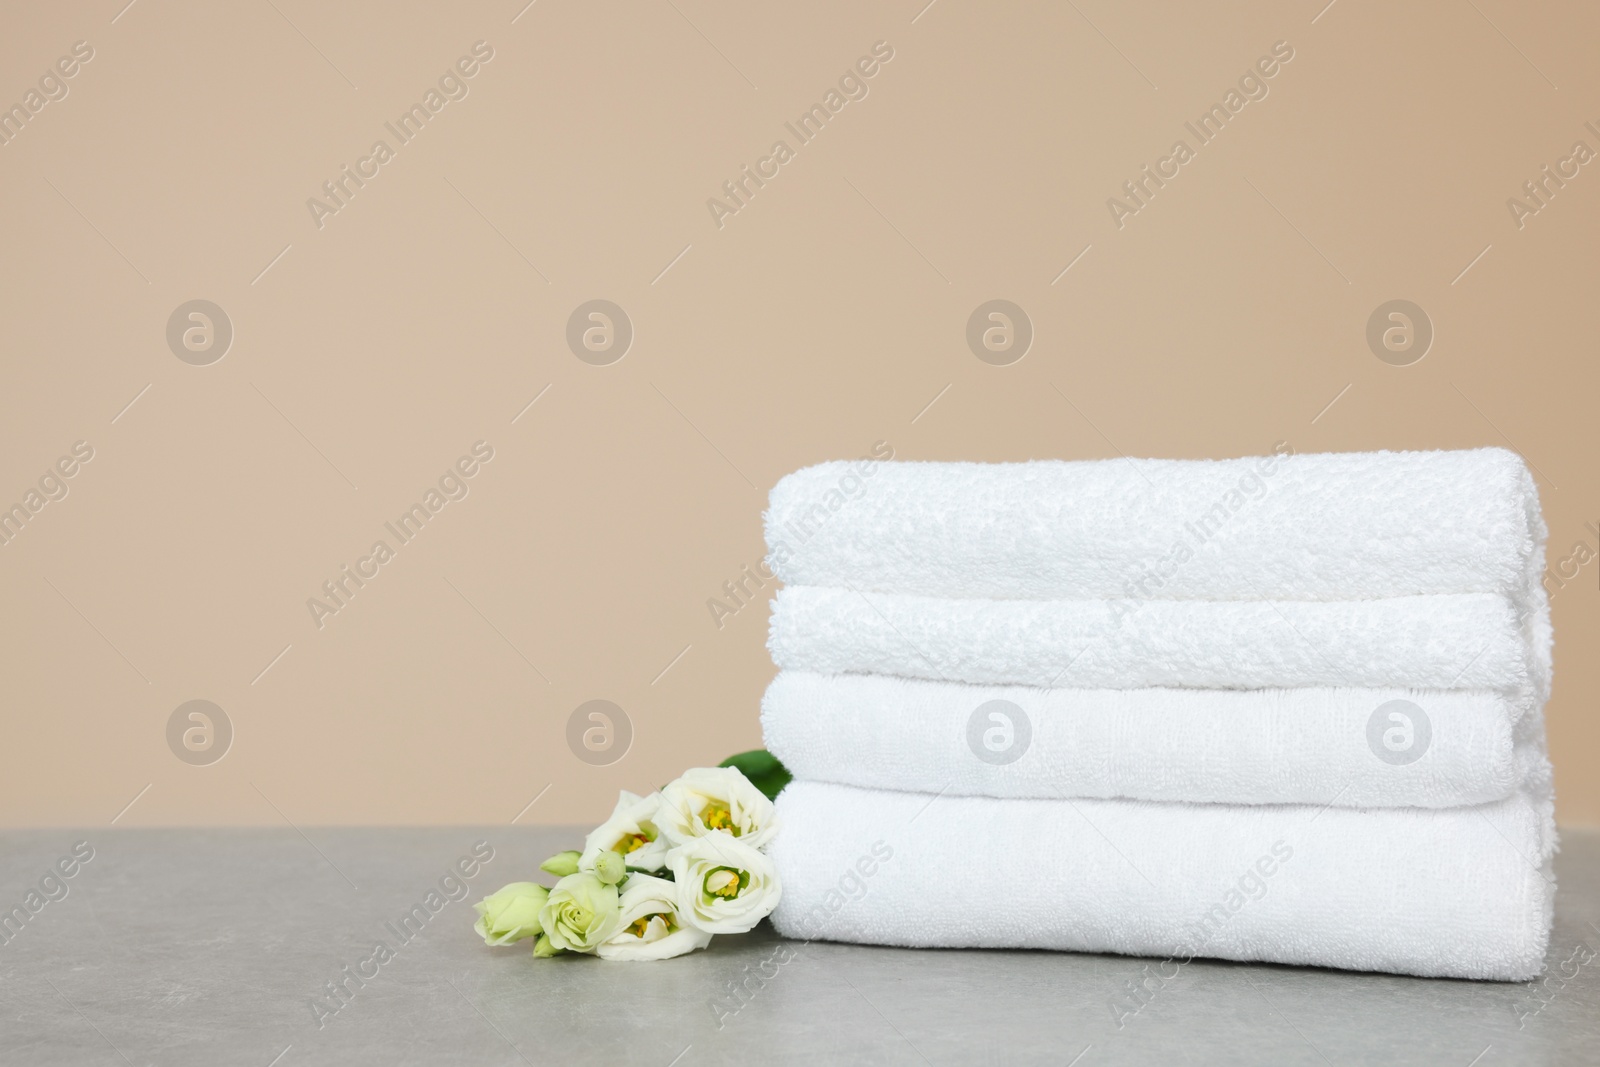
[[593, 849, 626, 886], [539, 850, 581, 878], [472, 882, 549, 946]]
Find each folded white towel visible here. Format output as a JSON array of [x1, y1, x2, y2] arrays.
[[768, 780, 1556, 980], [762, 671, 1547, 808], [767, 447, 1545, 605], [768, 587, 1549, 700]]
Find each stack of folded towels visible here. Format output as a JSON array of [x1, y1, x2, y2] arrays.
[[762, 447, 1555, 980]]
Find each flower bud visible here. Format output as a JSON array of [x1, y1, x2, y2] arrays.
[[594, 849, 627, 886], [472, 882, 549, 946], [539, 850, 581, 878]]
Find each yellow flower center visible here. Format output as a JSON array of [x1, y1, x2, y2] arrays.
[[700, 802, 738, 835], [627, 913, 675, 938], [704, 867, 747, 899], [612, 831, 653, 855]]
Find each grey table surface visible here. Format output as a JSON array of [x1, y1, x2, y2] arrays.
[[2, 825, 1596, 1067]]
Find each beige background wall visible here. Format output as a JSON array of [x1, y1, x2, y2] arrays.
[[2, 0, 1594, 827]]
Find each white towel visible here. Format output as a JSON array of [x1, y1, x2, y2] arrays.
[[768, 780, 1556, 980], [767, 447, 1545, 605], [761, 671, 1548, 809], [768, 587, 1550, 699]]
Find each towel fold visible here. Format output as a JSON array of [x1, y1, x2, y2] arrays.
[[762, 671, 1548, 808], [768, 780, 1556, 980], [767, 447, 1545, 605], [768, 587, 1549, 699]]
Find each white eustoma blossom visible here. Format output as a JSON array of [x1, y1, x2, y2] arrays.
[[669, 834, 782, 935], [595, 875, 713, 961], [658, 767, 778, 849], [580, 790, 670, 873]]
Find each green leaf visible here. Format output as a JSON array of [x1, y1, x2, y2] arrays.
[[719, 749, 792, 802]]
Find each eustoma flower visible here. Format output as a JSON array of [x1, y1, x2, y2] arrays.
[[669, 834, 782, 934], [596, 874, 712, 961], [472, 757, 790, 963], [538, 872, 623, 954], [659, 767, 778, 848], [472, 882, 548, 946], [580, 790, 670, 872]]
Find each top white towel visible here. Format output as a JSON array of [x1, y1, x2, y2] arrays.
[[766, 447, 1546, 605]]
